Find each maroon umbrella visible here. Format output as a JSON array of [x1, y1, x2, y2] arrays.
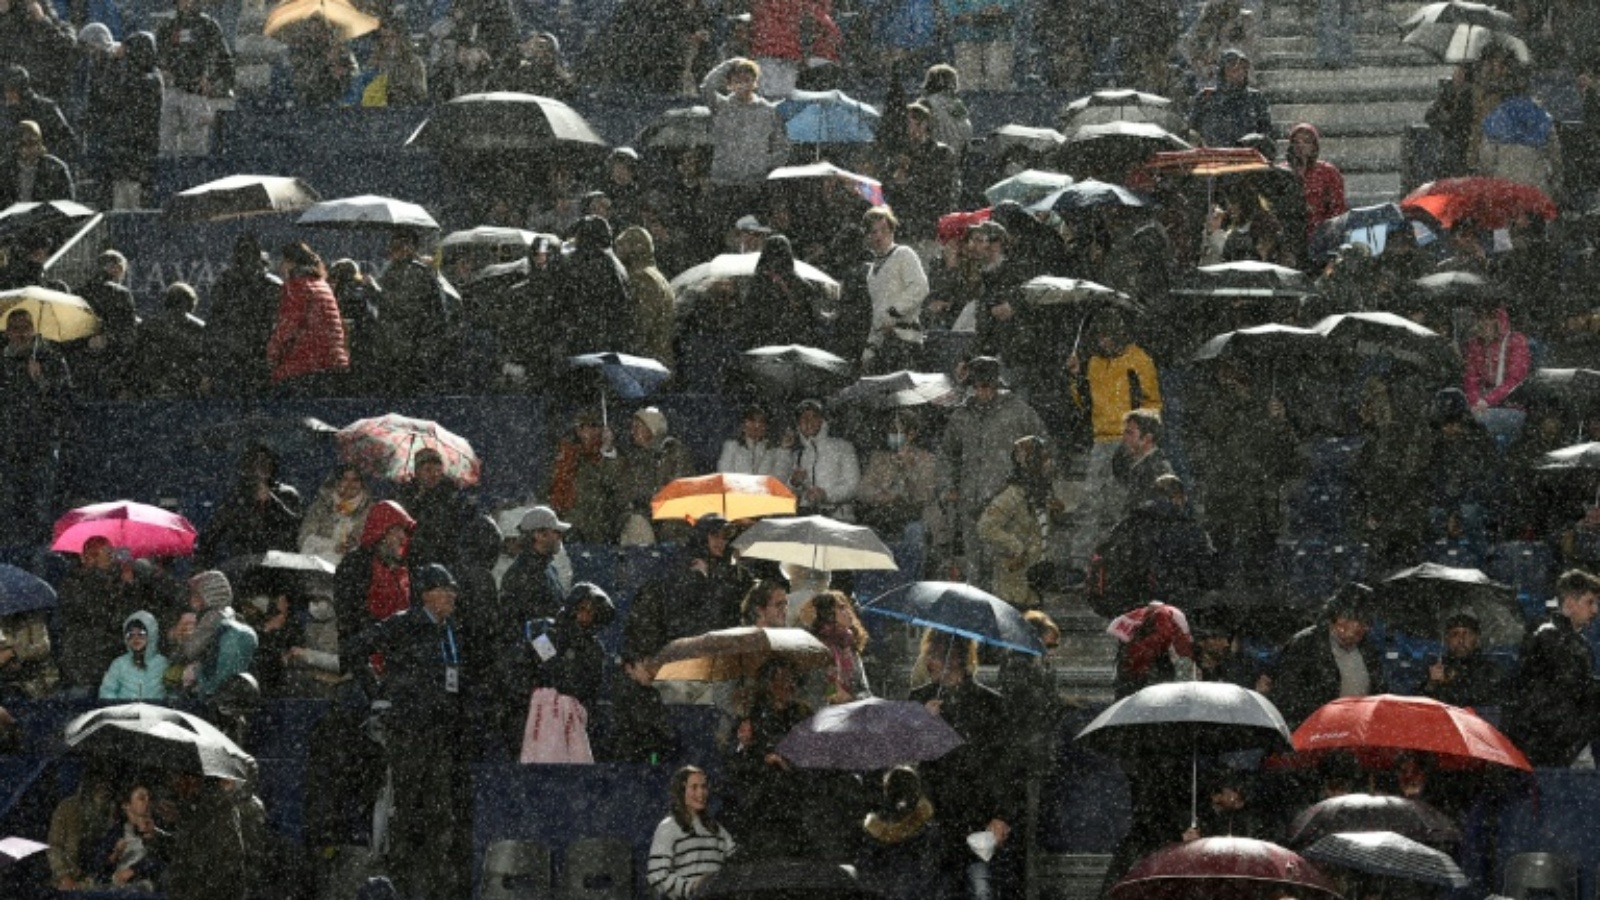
[[1111, 837, 1341, 900]]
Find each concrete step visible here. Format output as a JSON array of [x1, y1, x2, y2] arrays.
[[1257, 64, 1451, 102], [1037, 853, 1113, 900], [1260, 46, 1441, 69], [1258, 32, 1420, 55], [1257, 2, 1426, 36], [1284, 133, 1405, 172], [1346, 170, 1406, 206], [1271, 98, 1429, 135]]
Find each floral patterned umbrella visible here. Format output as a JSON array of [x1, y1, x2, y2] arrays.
[[335, 413, 481, 486]]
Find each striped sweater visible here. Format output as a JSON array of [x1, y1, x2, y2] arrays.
[[647, 815, 736, 899]]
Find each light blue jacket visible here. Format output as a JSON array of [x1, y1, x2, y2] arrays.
[[99, 611, 169, 701]]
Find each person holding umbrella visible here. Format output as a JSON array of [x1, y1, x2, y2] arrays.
[[1419, 610, 1504, 709], [0, 307, 70, 543], [1504, 568, 1600, 766]]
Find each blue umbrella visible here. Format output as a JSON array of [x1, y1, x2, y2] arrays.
[[861, 580, 1044, 655], [778, 89, 879, 143], [775, 697, 965, 770], [567, 352, 671, 400], [0, 564, 56, 616]]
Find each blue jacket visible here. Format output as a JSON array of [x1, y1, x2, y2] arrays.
[[99, 611, 169, 701], [197, 613, 258, 699]]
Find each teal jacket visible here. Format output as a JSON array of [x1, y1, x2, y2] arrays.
[[198, 613, 258, 699], [98, 610, 169, 701]]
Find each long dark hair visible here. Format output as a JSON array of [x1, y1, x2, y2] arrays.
[[281, 241, 327, 279], [668, 765, 718, 832]]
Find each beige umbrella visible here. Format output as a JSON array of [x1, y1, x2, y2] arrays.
[[264, 0, 380, 41], [652, 627, 832, 682], [0, 286, 99, 341]]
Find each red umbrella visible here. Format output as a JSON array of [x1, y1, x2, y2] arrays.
[[1401, 176, 1557, 230], [1111, 837, 1340, 900], [335, 413, 481, 487], [51, 501, 198, 558], [1291, 694, 1531, 772], [936, 207, 991, 244]]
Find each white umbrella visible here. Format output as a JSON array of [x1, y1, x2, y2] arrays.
[[297, 194, 439, 231], [165, 174, 321, 222], [732, 515, 898, 571], [669, 252, 841, 305], [0, 286, 99, 341]]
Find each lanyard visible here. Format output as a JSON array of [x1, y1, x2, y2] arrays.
[[439, 621, 458, 665]]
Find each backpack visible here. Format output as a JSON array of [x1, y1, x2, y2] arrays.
[[1086, 518, 1148, 618]]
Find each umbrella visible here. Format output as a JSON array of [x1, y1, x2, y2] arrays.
[[1111, 837, 1341, 900], [1175, 261, 1313, 299], [1028, 178, 1152, 216], [698, 859, 876, 900], [860, 581, 1045, 655], [650, 473, 797, 522], [1284, 793, 1462, 849], [218, 551, 336, 599], [263, 0, 379, 41], [1309, 312, 1457, 378], [936, 208, 992, 243], [984, 169, 1074, 206], [567, 352, 672, 400], [767, 162, 885, 206], [741, 345, 854, 397], [0, 565, 56, 616], [1310, 202, 1407, 262], [982, 123, 1066, 156], [670, 252, 841, 306], [635, 105, 712, 150], [438, 226, 543, 253], [1411, 269, 1503, 308], [1077, 681, 1291, 827], [406, 92, 609, 153], [1402, 1, 1530, 64], [777, 89, 880, 143], [164, 174, 321, 222], [189, 414, 337, 457], [830, 370, 960, 410], [1375, 563, 1523, 646], [1142, 148, 1272, 179], [1539, 441, 1600, 471], [1505, 368, 1600, 415], [1193, 324, 1322, 368], [51, 501, 198, 558], [0, 199, 96, 238], [62, 703, 254, 781], [1292, 694, 1532, 771], [1303, 831, 1470, 888], [774, 697, 964, 770], [652, 626, 833, 682], [1063, 121, 1191, 168], [335, 413, 481, 486], [731, 515, 898, 571], [218, 550, 336, 577], [1059, 88, 1187, 133], [1020, 276, 1140, 312], [1401, 176, 1556, 230], [297, 194, 439, 231], [0, 836, 48, 869], [0, 286, 99, 341]]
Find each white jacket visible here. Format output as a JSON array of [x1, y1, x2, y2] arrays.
[[865, 243, 929, 346], [791, 422, 861, 514], [717, 438, 792, 482]]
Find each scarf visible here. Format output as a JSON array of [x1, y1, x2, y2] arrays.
[[863, 798, 934, 845]]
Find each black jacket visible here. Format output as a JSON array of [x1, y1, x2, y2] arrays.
[[1270, 624, 1387, 728], [1504, 613, 1600, 766]]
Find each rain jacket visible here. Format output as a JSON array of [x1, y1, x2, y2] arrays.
[[267, 273, 350, 382], [1480, 95, 1559, 194], [751, 0, 842, 61], [1076, 343, 1163, 441], [939, 390, 1047, 515], [1269, 623, 1386, 728], [98, 610, 168, 700], [1286, 123, 1348, 237], [1188, 54, 1273, 147], [614, 226, 676, 368], [1504, 611, 1600, 766], [332, 500, 416, 646], [1463, 307, 1530, 410], [791, 421, 861, 516], [190, 594, 258, 701], [554, 216, 636, 356]]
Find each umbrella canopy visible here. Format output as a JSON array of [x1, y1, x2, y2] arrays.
[[439, 226, 542, 253], [778, 90, 880, 143], [830, 370, 960, 410], [1411, 270, 1502, 307], [1028, 179, 1151, 216], [635, 105, 712, 149], [218, 551, 336, 599], [1375, 562, 1523, 646], [1303, 831, 1470, 888], [651, 473, 797, 522], [861, 581, 1045, 655], [0, 199, 96, 238], [218, 550, 336, 576], [1537, 441, 1600, 471], [652, 626, 833, 682], [63, 703, 254, 780], [774, 697, 964, 770], [1142, 147, 1271, 178], [698, 859, 876, 900], [567, 352, 672, 400], [767, 162, 885, 206], [164, 174, 321, 222], [1020, 276, 1141, 313], [1292, 694, 1532, 771], [1076, 681, 1292, 758], [0, 835, 48, 869], [0, 286, 99, 341], [985, 169, 1074, 206], [1175, 261, 1313, 299], [1193, 323, 1322, 368], [1402, 1, 1530, 64], [407, 92, 609, 153], [1309, 312, 1456, 378], [670, 252, 842, 306], [263, 0, 380, 41], [52, 501, 198, 558], [1063, 121, 1191, 168], [0, 564, 55, 616], [1111, 837, 1340, 900], [1401, 176, 1556, 230], [297, 194, 439, 231], [1059, 88, 1186, 133], [1506, 368, 1600, 414], [983, 124, 1066, 156], [1284, 793, 1462, 849], [741, 345, 854, 397], [335, 413, 481, 486], [731, 515, 898, 571]]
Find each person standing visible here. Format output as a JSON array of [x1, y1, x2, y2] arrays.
[[699, 56, 789, 231], [1504, 569, 1600, 766], [99, 31, 163, 210], [266, 241, 349, 396], [1188, 49, 1272, 148], [1284, 122, 1347, 241], [0, 308, 70, 544], [0, 119, 73, 204], [155, 0, 233, 156], [862, 205, 930, 374], [206, 235, 282, 399], [1264, 584, 1386, 728]]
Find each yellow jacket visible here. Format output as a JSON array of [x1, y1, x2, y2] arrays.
[[1077, 344, 1162, 440]]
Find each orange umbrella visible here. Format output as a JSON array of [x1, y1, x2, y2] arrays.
[[650, 474, 796, 522]]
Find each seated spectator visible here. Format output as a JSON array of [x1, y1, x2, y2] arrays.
[[620, 407, 696, 545], [726, 657, 812, 856], [197, 444, 303, 565], [47, 766, 114, 890], [1424, 388, 1503, 548], [1189, 607, 1259, 689], [298, 464, 374, 565], [0, 604, 57, 699], [172, 571, 258, 702], [787, 399, 861, 520], [94, 782, 163, 890], [1504, 569, 1600, 766], [332, 499, 417, 649], [719, 404, 792, 482], [547, 409, 625, 544], [799, 590, 870, 703], [1263, 583, 1386, 728], [57, 535, 138, 696], [856, 410, 939, 580], [494, 31, 575, 99], [1181, 770, 1264, 841], [517, 582, 614, 731], [362, 19, 428, 106], [98, 611, 167, 701], [1462, 306, 1531, 447], [605, 654, 678, 764], [279, 590, 343, 698], [1419, 611, 1503, 709], [123, 281, 207, 398], [283, 14, 356, 107], [857, 766, 950, 900], [648, 766, 736, 900], [0, 118, 73, 205], [2, 65, 75, 161], [615, 225, 676, 367]]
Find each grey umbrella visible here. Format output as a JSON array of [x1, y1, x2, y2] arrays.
[[1303, 831, 1470, 888], [732, 515, 898, 571], [62, 703, 255, 781], [1284, 793, 1462, 849]]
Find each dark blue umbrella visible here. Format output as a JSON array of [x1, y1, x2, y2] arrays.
[[0, 565, 56, 616], [567, 352, 671, 400], [861, 580, 1044, 654], [776, 697, 964, 770]]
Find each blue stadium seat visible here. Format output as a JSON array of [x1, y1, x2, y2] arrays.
[[1489, 541, 1557, 622], [1276, 538, 1368, 607]]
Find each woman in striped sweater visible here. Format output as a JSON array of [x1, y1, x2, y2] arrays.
[[648, 766, 736, 899]]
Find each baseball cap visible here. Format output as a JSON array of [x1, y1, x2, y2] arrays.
[[519, 505, 572, 533]]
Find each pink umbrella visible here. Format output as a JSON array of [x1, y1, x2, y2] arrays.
[[335, 413, 481, 486], [51, 501, 198, 558]]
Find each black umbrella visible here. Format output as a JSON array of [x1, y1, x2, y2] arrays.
[[1061, 121, 1191, 177], [698, 859, 878, 900], [1284, 793, 1462, 849], [1506, 368, 1600, 417], [218, 550, 337, 599], [62, 703, 255, 780], [1375, 563, 1523, 647], [406, 92, 609, 153], [1058, 88, 1186, 134], [1402, 0, 1529, 64], [1193, 323, 1321, 369], [830, 370, 960, 410], [1303, 831, 1470, 888], [1309, 311, 1457, 379], [1175, 261, 1313, 299], [1412, 270, 1504, 309], [1028, 178, 1151, 216], [774, 698, 964, 770], [741, 345, 854, 398], [0, 199, 96, 239], [0, 564, 57, 616], [634, 105, 712, 150]]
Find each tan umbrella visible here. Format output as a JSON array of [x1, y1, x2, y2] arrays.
[[652, 627, 832, 682], [0, 286, 99, 341], [264, 0, 380, 42]]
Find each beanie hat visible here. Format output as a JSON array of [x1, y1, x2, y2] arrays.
[[189, 571, 233, 610], [634, 407, 668, 439], [414, 563, 459, 594], [78, 23, 117, 52]]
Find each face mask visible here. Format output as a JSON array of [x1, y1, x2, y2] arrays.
[[886, 432, 906, 451], [308, 600, 335, 620]]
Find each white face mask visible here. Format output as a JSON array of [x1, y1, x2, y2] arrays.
[[308, 600, 335, 621], [886, 432, 906, 451]]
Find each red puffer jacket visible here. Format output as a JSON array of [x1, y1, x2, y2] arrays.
[[267, 273, 349, 382]]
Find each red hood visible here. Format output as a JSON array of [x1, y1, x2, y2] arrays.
[[359, 500, 416, 548]]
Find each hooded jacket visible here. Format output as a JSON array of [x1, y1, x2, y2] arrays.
[[1286, 122, 1348, 235], [99, 610, 169, 700], [614, 226, 675, 367], [555, 216, 635, 355], [332, 500, 416, 645], [1189, 50, 1273, 147], [1463, 306, 1530, 409]]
